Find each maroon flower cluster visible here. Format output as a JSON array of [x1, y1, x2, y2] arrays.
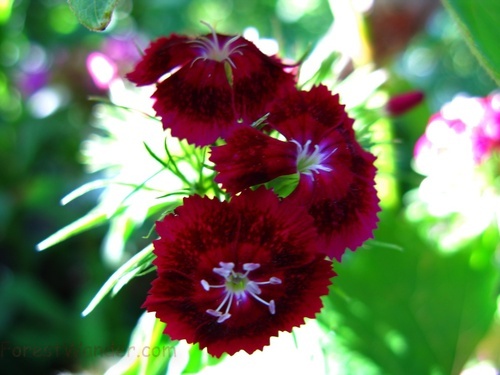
[[127, 26, 380, 357]]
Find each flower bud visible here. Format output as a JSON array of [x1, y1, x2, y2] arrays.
[[386, 90, 424, 116]]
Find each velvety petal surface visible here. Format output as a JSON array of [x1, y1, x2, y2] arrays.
[[127, 32, 297, 146], [269, 84, 350, 141], [229, 43, 297, 125], [268, 86, 380, 260], [143, 188, 334, 357], [126, 35, 196, 85], [152, 60, 237, 145], [300, 145, 380, 260], [210, 126, 297, 194]]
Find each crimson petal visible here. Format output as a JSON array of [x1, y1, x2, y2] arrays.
[[153, 61, 237, 145], [127, 32, 297, 146], [229, 46, 297, 125], [269, 85, 349, 141], [302, 146, 380, 260], [143, 188, 334, 357], [126, 35, 196, 85], [268, 86, 380, 259], [210, 126, 297, 194]]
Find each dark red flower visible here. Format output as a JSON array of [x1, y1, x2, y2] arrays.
[[210, 86, 380, 260], [126, 25, 297, 146], [210, 126, 298, 194], [143, 188, 334, 357]]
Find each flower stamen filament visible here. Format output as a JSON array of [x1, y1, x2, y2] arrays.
[[293, 139, 337, 176], [201, 262, 282, 323], [189, 22, 246, 68]]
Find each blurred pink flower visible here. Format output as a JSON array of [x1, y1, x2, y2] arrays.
[[414, 92, 500, 171], [86, 52, 118, 90], [16, 69, 50, 97]]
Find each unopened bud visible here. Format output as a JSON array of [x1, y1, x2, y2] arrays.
[[386, 91, 424, 116]]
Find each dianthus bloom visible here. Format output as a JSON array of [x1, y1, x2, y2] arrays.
[[126, 24, 297, 146], [210, 85, 380, 260], [143, 188, 334, 357]]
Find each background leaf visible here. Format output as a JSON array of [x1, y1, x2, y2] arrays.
[[319, 212, 499, 375], [68, 0, 120, 31], [441, 0, 500, 84]]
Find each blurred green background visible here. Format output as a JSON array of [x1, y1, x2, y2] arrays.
[[1, 0, 498, 374]]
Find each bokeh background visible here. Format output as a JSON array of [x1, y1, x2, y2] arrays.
[[1, 0, 499, 374]]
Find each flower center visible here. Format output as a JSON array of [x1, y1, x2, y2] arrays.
[[189, 22, 246, 68], [200, 262, 282, 323], [293, 139, 337, 177]]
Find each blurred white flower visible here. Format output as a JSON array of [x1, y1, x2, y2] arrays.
[[77, 80, 193, 267], [407, 92, 500, 250]]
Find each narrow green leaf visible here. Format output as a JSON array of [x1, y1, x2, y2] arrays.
[[60, 179, 108, 205], [249, 112, 270, 130], [82, 244, 154, 317], [301, 51, 340, 87], [104, 313, 178, 375], [140, 317, 177, 375], [180, 343, 225, 374], [442, 0, 500, 84], [364, 239, 404, 252], [36, 209, 108, 251], [143, 142, 169, 169], [164, 138, 191, 186], [182, 345, 204, 374], [67, 0, 120, 31]]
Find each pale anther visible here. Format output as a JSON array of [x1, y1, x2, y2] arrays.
[[201, 261, 282, 323]]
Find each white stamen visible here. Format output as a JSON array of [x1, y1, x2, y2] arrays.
[[269, 300, 276, 314], [246, 281, 261, 294], [213, 262, 234, 278], [188, 22, 246, 68], [207, 309, 222, 317], [218, 313, 231, 323], [213, 290, 232, 313], [269, 277, 282, 284], [201, 279, 210, 291], [293, 139, 337, 176], [201, 261, 282, 323], [219, 261, 235, 269], [243, 263, 260, 271], [246, 289, 276, 315]]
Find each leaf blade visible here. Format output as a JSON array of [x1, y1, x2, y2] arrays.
[[36, 209, 108, 251], [442, 0, 500, 84], [67, 0, 120, 31], [82, 244, 154, 317]]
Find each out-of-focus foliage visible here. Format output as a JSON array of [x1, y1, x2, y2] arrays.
[[68, 0, 120, 31], [320, 213, 499, 375], [442, 0, 500, 84]]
